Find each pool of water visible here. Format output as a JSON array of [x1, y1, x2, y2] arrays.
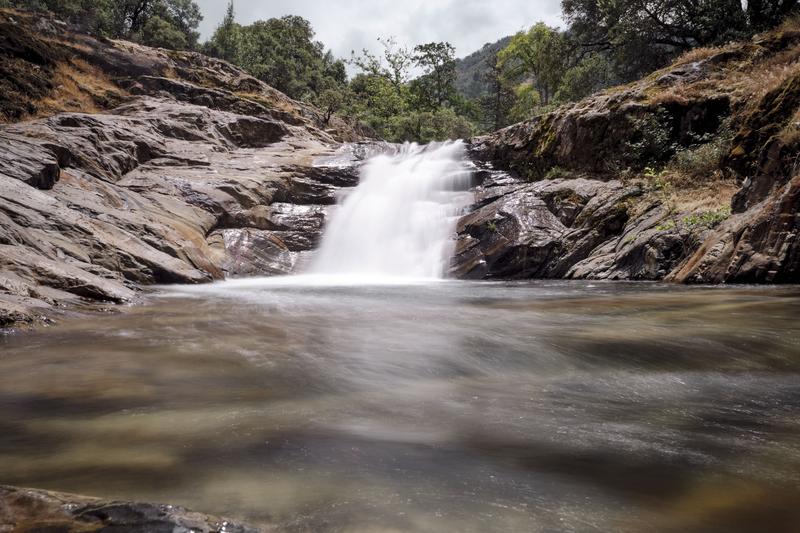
[[2, 279, 800, 532]]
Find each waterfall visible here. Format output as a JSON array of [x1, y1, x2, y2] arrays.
[[309, 141, 472, 279]]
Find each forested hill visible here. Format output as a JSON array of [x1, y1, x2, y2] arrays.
[[454, 36, 511, 99]]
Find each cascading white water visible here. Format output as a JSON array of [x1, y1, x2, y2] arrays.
[[309, 141, 472, 279]]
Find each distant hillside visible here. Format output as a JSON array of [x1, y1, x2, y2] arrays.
[[455, 36, 512, 100]]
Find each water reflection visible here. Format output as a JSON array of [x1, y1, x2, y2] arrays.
[[1, 280, 800, 531]]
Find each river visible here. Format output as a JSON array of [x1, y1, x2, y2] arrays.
[[2, 279, 800, 531]]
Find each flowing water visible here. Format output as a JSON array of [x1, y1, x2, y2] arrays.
[[310, 141, 472, 279], [2, 145, 800, 532], [2, 281, 800, 532]]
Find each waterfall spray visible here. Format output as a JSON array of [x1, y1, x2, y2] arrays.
[[310, 141, 472, 279]]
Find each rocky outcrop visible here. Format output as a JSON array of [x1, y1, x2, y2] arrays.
[[669, 67, 800, 283], [470, 69, 732, 181], [450, 164, 706, 280], [0, 486, 264, 532], [0, 9, 367, 329], [670, 174, 800, 283], [465, 29, 800, 283]]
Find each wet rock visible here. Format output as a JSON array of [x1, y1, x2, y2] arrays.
[[567, 204, 693, 280], [450, 172, 679, 280], [671, 175, 800, 283], [0, 9, 373, 325], [0, 132, 64, 189], [0, 485, 263, 533], [465, 31, 800, 283], [472, 92, 730, 180], [211, 228, 298, 277], [0, 245, 135, 302], [451, 185, 566, 279], [0, 293, 54, 329]]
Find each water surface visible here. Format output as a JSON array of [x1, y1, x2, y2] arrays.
[[2, 280, 800, 532]]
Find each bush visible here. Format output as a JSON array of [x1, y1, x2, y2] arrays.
[[140, 15, 188, 49], [682, 206, 731, 228], [544, 166, 573, 180], [624, 108, 675, 168], [669, 120, 734, 178]]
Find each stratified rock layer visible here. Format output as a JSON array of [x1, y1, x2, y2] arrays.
[[0, 8, 363, 328]]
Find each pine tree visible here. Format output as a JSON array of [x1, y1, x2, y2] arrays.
[[213, 0, 237, 62]]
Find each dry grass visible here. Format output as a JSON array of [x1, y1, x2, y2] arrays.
[[645, 31, 800, 109], [670, 178, 738, 212], [780, 13, 800, 32], [237, 92, 297, 115], [779, 110, 800, 145], [673, 45, 730, 66], [32, 59, 124, 118], [724, 41, 800, 111], [647, 78, 735, 106]]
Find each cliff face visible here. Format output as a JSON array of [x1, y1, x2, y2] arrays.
[[0, 9, 363, 328], [457, 28, 800, 283]]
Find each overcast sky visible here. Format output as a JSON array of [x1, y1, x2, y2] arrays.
[[195, 0, 564, 61]]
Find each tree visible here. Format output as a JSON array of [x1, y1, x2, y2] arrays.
[[346, 38, 479, 142], [216, 15, 344, 100], [498, 23, 567, 106], [411, 42, 457, 110], [315, 88, 344, 124], [555, 53, 614, 103], [140, 14, 190, 49], [349, 37, 413, 87], [509, 82, 542, 122], [562, 0, 799, 80], [388, 108, 475, 143], [155, 0, 201, 48], [117, 0, 201, 50], [480, 53, 516, 131], [8, 0, 203, 49], [347, 41, 414, 136], [203, 1, 238, 62], [746, 0, 799, 30], [348, 73, 408, 120]]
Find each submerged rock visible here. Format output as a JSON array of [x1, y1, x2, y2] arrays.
[[0, 486, 264, 532]]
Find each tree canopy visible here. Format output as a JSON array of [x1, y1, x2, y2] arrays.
[[203, 8, 346, 101], [7, 0, 800, 140], [5, 0, 203, 49], [563, 0, 799, 79]]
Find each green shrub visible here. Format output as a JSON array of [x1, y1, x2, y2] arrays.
[[670, 119, 734, 178], [682, 206, 731, 228], [624, 108, 675, 168], [656, 220, 677, 231], [544, 166, 573, 180]]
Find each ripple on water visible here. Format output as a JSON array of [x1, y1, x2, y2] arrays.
[[1, 281, 800, 531]]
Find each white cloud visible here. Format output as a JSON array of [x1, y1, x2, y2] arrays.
[[195, 0, 563, 60]]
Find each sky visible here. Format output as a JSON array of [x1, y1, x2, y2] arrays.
[[195, 0, 564, 61]]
